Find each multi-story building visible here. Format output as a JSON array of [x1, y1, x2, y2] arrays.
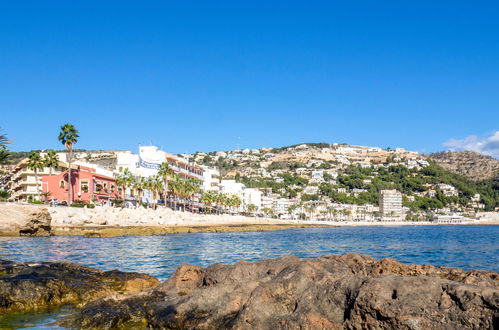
[[243, 188, 262, 210], [8, 157, 66, 202], [41, 163, 119, 204], [116, 146, 204, 182], [201, 166, 220, 192], [379, 189, 403, 220]]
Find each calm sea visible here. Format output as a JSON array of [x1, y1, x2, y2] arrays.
[[1, 225, 498, 329], [1, 225, 498, 282]]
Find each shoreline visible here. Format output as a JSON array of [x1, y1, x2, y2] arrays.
[[0, 203, 497, 237]]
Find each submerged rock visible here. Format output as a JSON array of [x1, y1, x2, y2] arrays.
[[0, 259, 159, 314], [18, 208, 52, 236], [63, 253, 499, 329]]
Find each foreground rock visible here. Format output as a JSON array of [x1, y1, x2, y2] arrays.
[[0, 259, 159, 314], [62, 253, 499, 329]]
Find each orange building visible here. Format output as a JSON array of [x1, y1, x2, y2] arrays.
[[41, 164, 119, 204]]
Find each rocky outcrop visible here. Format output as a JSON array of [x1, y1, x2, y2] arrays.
[[428, 151, 499, 181], [0, 259, 159, 314], [18, 208, 52, 236], [62, 253, 499, 329]]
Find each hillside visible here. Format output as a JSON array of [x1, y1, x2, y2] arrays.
[[192, 143, 499, 213], [428, 151, 499, 181]]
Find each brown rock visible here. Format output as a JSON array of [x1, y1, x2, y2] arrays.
[[0, 259, 160, 314], [18, 208, 52, 236], [62, 253, 499, 329]]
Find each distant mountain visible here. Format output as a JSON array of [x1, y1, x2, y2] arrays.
[[428, 151, 499, 181]]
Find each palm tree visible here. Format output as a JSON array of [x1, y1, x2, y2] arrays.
[[201, 190, 218, 213], [27, 151, 45, 201], [229, 194, 242, 213], [170, 177, 200, 211], [133, 176, 146, 206], [58, 124, 79, 204], [41, 191, 51, 204], [0, 128, 10, 164], [247, 203, 257, 216], [158, 162, 174, 207], [116, 168, 133, 201], [0, 128, 9, 149], [304, 204, 315, 220], [43, 150, 59, 176], [287, 203, 300, 219]]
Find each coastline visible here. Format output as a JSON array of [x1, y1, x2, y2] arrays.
[[0, 203, 497, 238]]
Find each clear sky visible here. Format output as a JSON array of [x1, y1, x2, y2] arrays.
[[1, 1, 498, 156]]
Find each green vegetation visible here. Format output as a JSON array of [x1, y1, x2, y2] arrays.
[[238, 173, 308, 199], [0, 190, 9, 201], [315, 162, 499, 211]]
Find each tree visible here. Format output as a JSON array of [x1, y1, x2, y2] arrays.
[[201, 190, 219, 213], [247, 203, 257, 216], [43, 150, 59, 176], [115, 168, 135, 202], [27, 151, 45, 201], [58, 124, 79, 204], [0, 128, 10, 164], [133, 176, 146, 205], [158, 162, 174, 207], [41, 191, 51, 204], [0, 128, 9, 149], [170, 177, 200, 211], [148, 175, 163, 206]]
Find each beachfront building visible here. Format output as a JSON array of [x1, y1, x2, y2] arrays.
[[8, 157, 66, 202], [116, 146, 204, 181], [243, 188, 262, 210], [41, 163, 119, 204], [379, 189, 403, 220], [202, 166, 220, 192]]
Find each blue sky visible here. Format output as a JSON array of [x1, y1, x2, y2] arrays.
[[1, 1, 498, 156]]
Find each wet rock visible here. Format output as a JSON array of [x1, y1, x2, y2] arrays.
[[18, 208, 52, 237], [0, 259, 160, 314], [63, 253, 499, 329]]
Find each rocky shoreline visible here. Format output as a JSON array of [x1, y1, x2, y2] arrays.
[[0, 254, 497, 329], [0, 203, 498, 238]]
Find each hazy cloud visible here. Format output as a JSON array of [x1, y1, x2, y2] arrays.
[[444, 131, 499, 158]]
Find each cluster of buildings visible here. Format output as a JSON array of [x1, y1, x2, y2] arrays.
[[0, 146, 218, 206], [0, 142, 488, 221]]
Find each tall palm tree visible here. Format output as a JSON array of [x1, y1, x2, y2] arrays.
[[58, 124, 79, 204], [149, 175, 163, 207], [133, 176, 146, 206], [43, 150, 59, 176], [158, 162, 175, 206], [115, 168, 134, 201], [27, 151, 45, 201], [201, 190, 218, 213], [247, 203, 257, 216], [170, 177, 200, 211]]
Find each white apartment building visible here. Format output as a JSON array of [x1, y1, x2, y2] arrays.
[[243, 188, 262, 210], [219, 180, 245, 195], [202, 166, 220, 192], [436, 184, 459, 197], [116, 146, 204, 181], [379, 189, 403, 220]]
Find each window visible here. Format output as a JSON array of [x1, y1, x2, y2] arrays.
[[59, 180, 65, 188], [80, 180, 89, 193]]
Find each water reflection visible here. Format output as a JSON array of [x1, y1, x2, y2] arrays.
[[0, 225, 498, 281]]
